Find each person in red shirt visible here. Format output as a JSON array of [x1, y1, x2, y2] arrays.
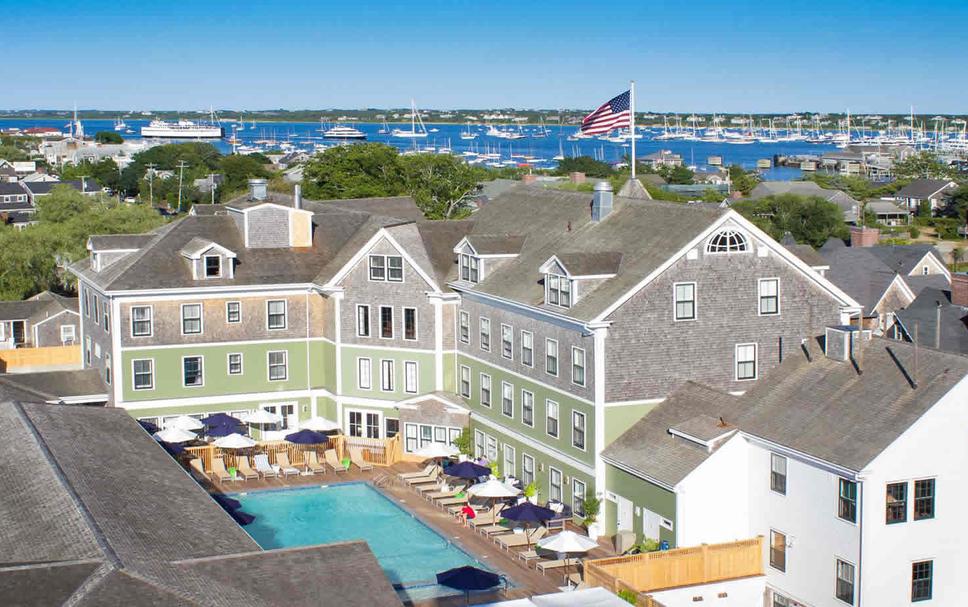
[[458, 504, 476, 527]]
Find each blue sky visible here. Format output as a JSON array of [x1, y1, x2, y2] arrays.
[[3, 0, 966, 113]]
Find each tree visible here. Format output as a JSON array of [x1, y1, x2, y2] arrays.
[[0, 144, 29, 162], [659, 164, 694, 185], [728, 164, 759, 195], [732, 193, 848, 248], [892, 151, 956, 180], [94, 131, 123, 144], [302, 143, 405, 200], [945, 185, 968, 219], [400, 153, 480, 219], [218, 154, 271, 196], [953, 247, 965, 272], [59, 158, 121, 190], [554, 156, 614, 178]]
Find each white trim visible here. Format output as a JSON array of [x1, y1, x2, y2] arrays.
[[326, 228, 442, 292], [226, 200, 314, 216], [201, 254, 223, 278], [757, 277, 781, 316], [131, 358, 155, 391], [872, 274, 916, 315], [32, 308, 79, 329], [908, 250, 950, 279], [571, 346, 586, 387], [601, 454, 676, 492], [402, 306, 418, 341], [99, 283, 315, 298], [458, 364, 471, 398], [479, 316, 491, 352], [734, 342, 758, 381], [457, 351, 595, 406], [377, 305, 394, 339], [500, 323, 513, 360], [521, 388, 535, 427], [266, 299, 288, 330], [404, 360, 418, 394], [179, 302, 204, 336], [227, 352, 244, 375], [604, 397, 665, 408], [571, 409, 587, 452], [225, 301, 242, 324], [458, 310, 470, 344], [355, 304, 371, 337], [520, 329, 534, 368], [433, 298, 444, 391], [673, 281, 697, 322], [500, 380, 514, 419], [129, 304, 154, 338], [545, 338, 559, 377], [267, 349, 288, 382], [356, 356, 372, 390], [450, 286, 590, 331], [379, 358, 395, 392], [341, 341, 435, 355], [480, 372, 492, 408], [119, 388, 324, 410], [545, 398, 560, 439], [121, 336, 332, 352], [181, 354, 205, 388]]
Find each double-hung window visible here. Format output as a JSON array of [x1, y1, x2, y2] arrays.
[[674, 282, 696, 320], [459, 365, 471, 398], [380, 306, 393, 338], [267, 300, 287, 330], [387, 256, 403, 281], [503, 444, 515, 478], [204, 255, 221, 278], [358, 358, 372, 390], [572, 347, 586, 386], [549, 467, 562, 502], [838, 478, 857, 523], [228, 353, 243, 375], [356, 305, 370, 337], [522, 454, 535, 486], [368, 255, 403, 281], [501, 381, 513, 418], [573, 479, 587, 517], [769, 530, 786, 572], [759, 278, 780, 315], [460, 254, 480, 283], [914, 479, 935, 520], [368, 255, 386, 280], [103, 307, 110, 332], [546, 400, 559, 438], [546, 339, 559, 376], [131, 306, 152, 336], [912, 560, 933, 602], [501, 324, 513, 359], [268, 351, 287, 381], [572, 410, 586, 450], [480, 374, 491, 407], [226, 301, 241, 323], [547, 274, 572, 308], [133, 359, 153, 390], [836, 560, 855, 605], [181, 304, 202, 335], [771, 453, 787, 495], [183, 356, 203, 387], [458, 311, 469, 343], [522, 390, 534, 426], [479, 317, 490, 351], [403, 307, 417, 340], [380, 359, 394, 391], [521, 330, 533, 367], [886, 482, 907, 524], [404, 361, 418, 394], [736, 343, 757, 380]]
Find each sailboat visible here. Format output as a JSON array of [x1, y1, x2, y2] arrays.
[[392, 100, 429, 138], [378, 118, 391, 135], [460, 121, 477, 140], [114, 116, 127, 131], [553, 138, 565, 161]]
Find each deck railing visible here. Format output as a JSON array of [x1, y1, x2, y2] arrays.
[[583, 536, 763, 596], [0, 344, 80, 371]]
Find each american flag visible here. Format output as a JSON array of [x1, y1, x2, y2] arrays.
[[581, 90, 631, 135]]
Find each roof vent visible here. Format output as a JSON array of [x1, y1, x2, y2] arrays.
[[248, 178, 268, 201], [293, 184, 302, 209], [591, 181, 613, 222], [824, 325, 870, 363]]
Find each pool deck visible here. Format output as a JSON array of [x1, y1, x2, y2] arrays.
[[201, 462, 618, 606]]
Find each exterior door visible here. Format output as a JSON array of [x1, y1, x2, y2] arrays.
[[642, 508, 661, 540], [617, 496, 633, 532]]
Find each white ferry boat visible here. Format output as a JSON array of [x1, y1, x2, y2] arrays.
[[322, 125, 366, 140], [141, 118, 223, 139]]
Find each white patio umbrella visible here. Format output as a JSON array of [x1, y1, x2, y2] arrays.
[[414, 443, 459, 476], [467, 478, 521, 498], [240, 410, 283, 425], [165, 415, 204, 431], [536, 529, 598, 553], [301, 416, 341, 432], [153, 427, 197, 443], [213, 433, 257, 449]]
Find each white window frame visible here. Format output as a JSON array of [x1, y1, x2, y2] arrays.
[[386, 255, 404, 282], [673, 282, 697, 321], [835, 558, 855, 605], [758, 278, 780, 316], [546, 338, 559, 377], [500, 323, 513, 360], [356, 304, 370, 337], [546, 399, 559, 438], [549, 466, 563, 502], [573, 478, 587, 517], [403, 307, 418, 341], [357, 357, 372, 390], [572, 410, 586, 451], [227, 352, 243, 375], [180, 303, 203, 335], [404, 360, 418, 394], [459, 364, 471, 398], [266, 299, 287, 330], [522, 453, 535, 486], [104, 353, 112, 385], [546, 273, 572, 308], [735, 343, 758, 381], [521, 330, 534, 367], [203, 254, 222, 278], [60, 324, 76, 344], [132, 358, 154, 391], [379, 305, 394, 339], [368, 254, 386, 281], [458, 311, 470, 344], [460, 253, 481, 283], [380, 359, 394, 392], [182, 355, 204, 388], [480, 373, 492, 407], [503, 443, 516, 478], [501, 381, 514, 418], [267, 350, 288, 381], [103, 306, 110, 332], [706, 228, 749, 254], [522, 389, 534, 427], [572, 346, 586, 387], [485, 435, 498, 462], [225, 301, 241, 324], [771, 453, 787, 495], [479, 317, 491, 352]]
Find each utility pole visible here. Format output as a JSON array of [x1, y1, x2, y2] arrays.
[[145, 163, 157, 206], [176, 161, 189, 213], [209, 172, 218, 204]]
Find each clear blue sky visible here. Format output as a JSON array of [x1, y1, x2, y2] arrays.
[[3, 0, 966, 113]]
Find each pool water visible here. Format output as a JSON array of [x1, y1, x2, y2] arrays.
[[233, 482, 491, 594]]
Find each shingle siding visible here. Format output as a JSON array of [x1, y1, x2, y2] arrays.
[[245, 206, 290, 248]]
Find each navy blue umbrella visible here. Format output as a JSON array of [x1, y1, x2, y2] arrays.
[[138, 419, 159, 434], [159, 441, 185, 455], [444, 460, 491, 480], [500, 502, 556, 523], [206, 422, 245, 437], [436, 565, 501, 602], [284, 429, 328, 444], [212, 494, 242, 511], [229, 510, 256, 526], [201, 413, 242, 426]]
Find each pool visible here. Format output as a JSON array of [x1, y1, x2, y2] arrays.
[[232, 482, 498, 599]]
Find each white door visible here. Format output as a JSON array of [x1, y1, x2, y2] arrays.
[[617, 496, 633, 532], [642, 508, 661, 540]]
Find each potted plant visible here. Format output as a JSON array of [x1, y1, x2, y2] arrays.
[[489, 461, 500, 478], [582, 492, 602, 540], [451, 427, 473, 462], [523, 481, 540, 504]]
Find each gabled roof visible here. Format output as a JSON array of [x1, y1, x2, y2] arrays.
[[459, 234, 526, 256], [179, 237, 237, 260], [548, 252, 623, 278], [88, 234, 155, 251], [820, 246, 913, 311], [894, 287, 968, 355], [22, 179, 98, 195], [895, 178, 957, 199], [0, 291, 77, 322], [0, 182, 26, 196], [865, 244, 946, 276]]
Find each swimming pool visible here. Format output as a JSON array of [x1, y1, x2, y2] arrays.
[[233, 482, 496, 599]]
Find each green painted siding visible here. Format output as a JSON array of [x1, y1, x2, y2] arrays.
[[130, 397, 311, 424], [121, 341, 309, 401], [604, 403, 659, 446], [315, 396, 338, 420], [339, 346, 435, 400], [457, 354, 594, 466], [309, 340, 336, 390], [604, 464, 677, 546], [442, 352, 456, 393]]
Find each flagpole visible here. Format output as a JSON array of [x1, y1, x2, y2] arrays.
[[629, 80, 636, 180]]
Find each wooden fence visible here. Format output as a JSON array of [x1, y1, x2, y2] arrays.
[[584, 536, 763, 596], [0, 345, 80, 372], [186, 434, 403, 473]]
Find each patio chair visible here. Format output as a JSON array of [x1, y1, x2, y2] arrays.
[[397, 464, 434, 481], [348, 447, 373, 472], [404, 468, 440, 486], [190, 458, 212, 481], [416, 479, 449, 495], [253, 453, 278, 479], [439, 495, 469, 511], [535, 557, 580, 575], [207, 457, 233, 483], [496, 526, 548, 551], [325, 449, 349, 473], [478, 523, 515, 538], [469, 504, 504, 529], [275, 452, 301, 477], [426, 484, 465, 502], [234, 456, 260, 481], [304, 451, 326, 474]]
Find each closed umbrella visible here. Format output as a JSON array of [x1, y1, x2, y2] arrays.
[[284, 429, 328, 444], [200, 413, 242, 426], [165, 415, 204, 431], [499, 502, 556, 550], [212, 494, 242, 511], [153, 427, 197, 443], [213, 433, 257, 449], [159, 441, 186, 456], [138, 419, 159, 434], [445, 460, 491, 480], [301, 416, 341, 432], [229, 510, 256, 526], [436, 565, 501, 605]]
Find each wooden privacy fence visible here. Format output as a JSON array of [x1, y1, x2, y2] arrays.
[[0, 345, 80, 371], [186, 434, 403, 472], [584, 536, 764, 595]]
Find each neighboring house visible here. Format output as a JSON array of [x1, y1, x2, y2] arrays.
[[0, 291, 80, 348], [640, 149, 683, 168], [890, 274, 968, 355], [894, 178, 959, 212], [0, 181, 35, 227], [69, 179, 860, 522], [749, 181, 862, 223], [22, 178, 99, 204], [603, 332, 968, 607], [864, 199, 910, 226]]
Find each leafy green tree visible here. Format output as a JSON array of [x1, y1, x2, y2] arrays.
[[953, 246, 965, 272], [732, 193, 848, 247], [945, 185, 968, 219], [0, 145, 29, 162], [893, 151, 956, 180], [554, 156, 614, 178], [728, 164, 759, 195], [400, 153, 480, 219], [218, 154, 271, 196], [94, 131, 123, 144], [302, 143, 405, 200], [59, 159, 121, 190], [658, 164, 694, 185]]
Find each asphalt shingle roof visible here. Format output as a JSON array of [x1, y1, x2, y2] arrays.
[[894, 287, 968, 355], [895, 178, 956, 200]]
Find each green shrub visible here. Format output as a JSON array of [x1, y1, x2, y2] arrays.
[[909, 226, 921, 239], [451, 427, 473, 456], [617, 589, 638, 605]]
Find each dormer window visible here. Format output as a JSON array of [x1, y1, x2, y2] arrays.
[[546, 273, 572, 308], [706, 229, 749, 254], [204, 255, 222, 278], [460, 254, 480, 283]]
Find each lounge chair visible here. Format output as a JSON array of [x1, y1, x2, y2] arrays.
[[325, 449, 349, 473], [517, 549, 540, 565], [535, 557, 580, 575], [426, 484, 465, 502], [405, 468, 440, 486], [275, 452, 300, 477], [439, 496, 469, 511], [207, 457, 233, 483], [304, 451, 326, 474], [469, 505, 504, 528], [496, 526, 548, 551], [253, 453, 278, 478], [190, 458, 212, 481], [234, 456, 260, 480], [397, 464, 434, 481], [349, 447, 373, 472], [478, 523, 514, 538], [416, 480, 449, 495]]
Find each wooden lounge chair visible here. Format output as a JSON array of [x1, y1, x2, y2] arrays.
[[190, 458, 212, 481], [535, 557, 580, 575], [253, 453, 278, 478], [234, 456, 260, 480], [304, 451, 326, 474], [397, 464, 434, 481], [517, 549, 540, 565], [405, 468, 440, 487], [275, 452, 300, 477], [478, 523, 514, 538], [416, 480, 449, 495], [349, 447, 373, 472], [468, 505, 504, 528], [207, 457, 233, 483], [426, 484, 465, 502], [440, 496, 469, 511], [496, 526, 548, 551], [325, 449, 349, 473]]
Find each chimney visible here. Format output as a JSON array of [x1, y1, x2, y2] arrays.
[[951, 273, 968, 307], [521, 174, 537, 185], [591, 181, 613, 222], [248, 178, 268, 201], [293, 184, 302, 209], [569, 172, 586, 184], [849, 225, 879, 247]]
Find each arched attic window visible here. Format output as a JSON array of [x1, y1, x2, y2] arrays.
[[706, 229, 749, 254]]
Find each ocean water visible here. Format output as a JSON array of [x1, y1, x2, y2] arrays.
[[233, 483, 489, 592], [2, 117, 841, 179]]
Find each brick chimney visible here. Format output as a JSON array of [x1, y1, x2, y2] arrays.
[[521, 174, 537, 185], [951, 273, 968, 307], [569, 172, 586, 184], [850, 226, 880, 247]]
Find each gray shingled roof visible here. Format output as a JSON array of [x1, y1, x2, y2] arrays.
[[23, 179, 98, 195], [0, 182, 27, 196], [820, 246, 906, 311], [894, 288, 968, 355], [895, 178, 956, 200], [89, 234, 155, 251], [465, 234, 527, 255], [783, 243, 829, 269], [0, 290, 77, 322], [865, 244, 945, 276], [0, 368, 107, 401], [557, 251, 624, 277]]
